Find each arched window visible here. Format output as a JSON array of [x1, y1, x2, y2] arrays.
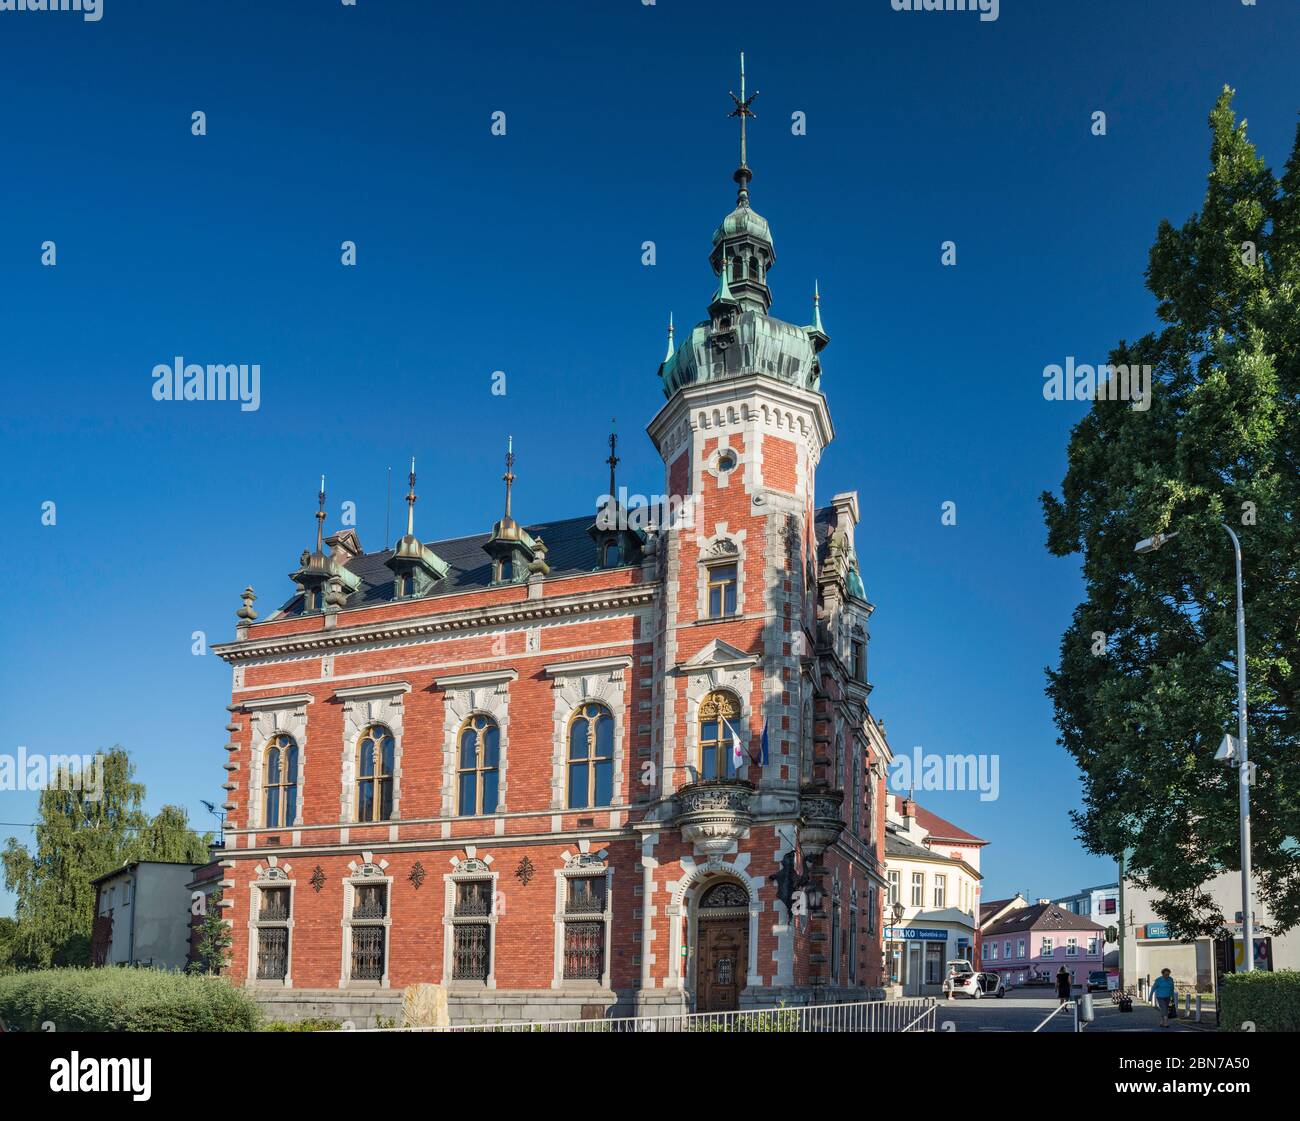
[[698, 690, 743, 781], [699, 881, 749, 911], [603, 541, 622, 568], [357, 723, 395, 822], [458, 715, 500, 816], [263, 734, 298, 828], [567, 703, 614, 809]]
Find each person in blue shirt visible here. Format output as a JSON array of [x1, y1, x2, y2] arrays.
[[1152, 968, 1177, 1027]]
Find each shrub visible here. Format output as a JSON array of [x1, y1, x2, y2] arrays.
[[0, 967, 261, 1032], [1219, 970, 1300, 1032], [261, 1017, 342, 1032]]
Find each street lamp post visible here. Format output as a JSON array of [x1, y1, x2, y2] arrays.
[[1134, 524, 1254, 971]]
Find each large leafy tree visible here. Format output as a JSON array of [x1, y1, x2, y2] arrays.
[[1042, 89, 1299, 935], [1, 747, 211, 968]]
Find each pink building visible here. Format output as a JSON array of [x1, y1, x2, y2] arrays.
[[981, 900, 1105, 988]]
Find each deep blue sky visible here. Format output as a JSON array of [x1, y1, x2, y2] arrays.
[[2, 0, 1298, 916]]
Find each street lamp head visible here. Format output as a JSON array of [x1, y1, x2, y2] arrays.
[[1134, 530, 1178, 555]]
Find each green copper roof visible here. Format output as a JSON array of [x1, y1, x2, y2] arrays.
[[712, 204, 773, 248]]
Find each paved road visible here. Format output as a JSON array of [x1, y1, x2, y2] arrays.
[[934, 990, 1217, 1033]]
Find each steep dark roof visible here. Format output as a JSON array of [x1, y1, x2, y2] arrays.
[[980, 897, 1017, 924], [885, 827, 972, 867], [276, 503, 844, 617], [983, 902, 1106, 939], [276, 513, 603, 615]]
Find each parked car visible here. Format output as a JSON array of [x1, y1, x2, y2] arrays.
[[944, 960, 1004, 999], [1087, 970, 1109, 992]]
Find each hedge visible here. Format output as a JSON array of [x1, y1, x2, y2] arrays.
[[0, 967, 262, 1032], [1219, 969, 1300, 1032]]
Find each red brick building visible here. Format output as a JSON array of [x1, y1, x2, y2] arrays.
[[212, 86, 895, 1023]]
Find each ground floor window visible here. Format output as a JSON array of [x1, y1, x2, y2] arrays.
[[888, 942, 902, 984], [562, 875, 606, 981], [349, 882, 388, 981], [254, 884, 291, 981], [452, 879, 493, 981]]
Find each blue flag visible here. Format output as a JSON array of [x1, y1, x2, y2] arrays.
[[760, 718, 769, 766]]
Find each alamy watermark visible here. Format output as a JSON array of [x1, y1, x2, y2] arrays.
[[889, 746, 1000, 802], [0, 747, 105, 800], [1043, 356, 1152, 412], [0, 0, 102, 21], [891, 0, 999, 23], [152, 357, 261, 412]]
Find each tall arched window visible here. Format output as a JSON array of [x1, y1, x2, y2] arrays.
[[263, 734, 298, 828], [567, 703, 614, 809], [698, 690, 742, 781], [458, 715, 500, 816], [357, 723, 395, 822]]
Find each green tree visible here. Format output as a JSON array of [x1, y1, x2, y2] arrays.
[[187, 889, 232, 975], [1042, 89, 1299, 936], [1, 747, 211, 968]]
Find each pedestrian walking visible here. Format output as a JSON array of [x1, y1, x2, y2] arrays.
[[1055, 964, 1071, 1004], [945, 964, 958, 1001], [1152, 968, 1176, 1028]]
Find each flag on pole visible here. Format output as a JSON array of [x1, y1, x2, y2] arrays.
[[759, 718, 769, 766], [725, 718, 745, 774]]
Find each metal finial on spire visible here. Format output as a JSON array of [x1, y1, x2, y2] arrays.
[[663, 312, 675, 363], [606, 421, 620, 500], [728, 51, 759, 206], [502, 435, 515, 520], [405, 456, 417, 538], [315, 474, 326, 553], [812, 280, 824, 332]]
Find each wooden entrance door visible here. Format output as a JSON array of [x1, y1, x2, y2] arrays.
[[697, 917, 747, 1012]]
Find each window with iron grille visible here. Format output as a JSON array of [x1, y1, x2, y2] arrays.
[[351, 925, 385, 981], [562, 876, 607, 982], [257, 926, 289, 980], [349, 882, 388, 982], [253, 883, 292, 982], [260, 887, 290, 922], [451, 879, 493, 981]]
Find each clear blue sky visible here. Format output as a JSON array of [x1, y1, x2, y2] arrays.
[[2, 0, 1298, 916]]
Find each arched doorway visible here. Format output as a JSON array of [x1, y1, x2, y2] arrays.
[[695, 881, 749, 1012]]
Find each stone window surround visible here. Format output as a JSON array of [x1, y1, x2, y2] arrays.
[[434, 670, 517, 818], [338, 853, 393, 990], [247, 856, 295, 987], [543, 656, 631, 813], [336, 681, 411, 824], [551, 842, 615, 990], [242, 693, 312, 831], [677, 640, 758, 794], [696, 524, 747, 622], [442, 849, 498, 990]]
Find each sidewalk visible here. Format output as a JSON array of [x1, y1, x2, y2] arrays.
[[1088, 999, 1217, 1032]]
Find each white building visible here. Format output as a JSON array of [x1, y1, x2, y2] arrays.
[[1054, 881, 1121, 958], [1119, 863, 1300, 993], [91, 860, 198, 971], [882, 796, 984, 996]]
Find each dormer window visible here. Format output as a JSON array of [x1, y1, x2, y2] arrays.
[[496, 558, 513, 583], [603, 541, 622, 568], [303, 589, 319, 612], [398, 573, 413, 598]]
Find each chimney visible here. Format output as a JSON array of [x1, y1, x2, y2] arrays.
[[1037, 898, 1050, 905]]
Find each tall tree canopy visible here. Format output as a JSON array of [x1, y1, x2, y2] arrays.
[[1, 747, 211, 969], [1042, 89, 1299, 935]]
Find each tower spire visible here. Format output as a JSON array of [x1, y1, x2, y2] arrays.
[[502, 435, 515, 520], [315, 474, 326, 554], [728, 51, 759, 207], [606, 421, 619, 500], [663, 312, 675, 363], [405, 456, 417, 538]]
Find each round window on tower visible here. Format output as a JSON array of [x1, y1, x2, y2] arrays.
[[717, 450, 737, 473]]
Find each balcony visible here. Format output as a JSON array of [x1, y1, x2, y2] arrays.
[[797, 787, 845, 858], [674, 779, 755, 857]]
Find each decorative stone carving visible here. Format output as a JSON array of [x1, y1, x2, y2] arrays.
[[675, 779, 755, 856], [797, 788, 845, 858]]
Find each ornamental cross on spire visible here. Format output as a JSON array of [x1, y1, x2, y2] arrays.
[[728, 51, 759, 181], [606, 421, 619, 500]]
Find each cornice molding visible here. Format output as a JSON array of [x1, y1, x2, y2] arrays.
[[333, 681, 412, 701], [542, 655, 633, 678], [239, 692, 315, 711], [212, 585, 657, 664]]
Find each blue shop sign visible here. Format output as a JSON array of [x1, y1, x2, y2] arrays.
[[1143, 922, 1171, 939], [884, 927, 949, 941]]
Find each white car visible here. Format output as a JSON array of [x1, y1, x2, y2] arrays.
[[944, 960, 1005, 999]]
